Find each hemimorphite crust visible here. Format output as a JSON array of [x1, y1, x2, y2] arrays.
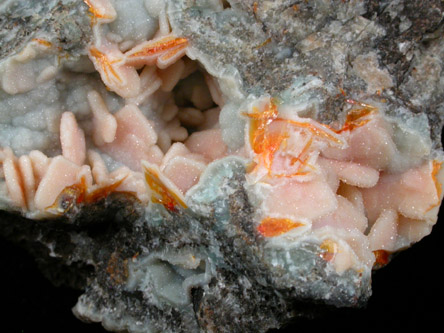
[[0, 0, 443, 332]]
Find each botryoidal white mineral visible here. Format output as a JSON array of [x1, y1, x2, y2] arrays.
[[0, 0, 443, 332]]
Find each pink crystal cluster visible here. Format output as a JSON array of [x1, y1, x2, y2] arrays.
[[0, 0, 442, 276]]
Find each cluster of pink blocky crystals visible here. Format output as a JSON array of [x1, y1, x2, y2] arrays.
[[0, 0, 442, 275], [244, 97, 443, 273]]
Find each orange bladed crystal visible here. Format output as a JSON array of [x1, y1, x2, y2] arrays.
[[257, 217, 304, 237]]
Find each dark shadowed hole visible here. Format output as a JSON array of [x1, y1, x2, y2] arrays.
[[172, 68, 217, 135]]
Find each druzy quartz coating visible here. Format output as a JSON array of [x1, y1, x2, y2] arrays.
[[0, 0, 443, 332]]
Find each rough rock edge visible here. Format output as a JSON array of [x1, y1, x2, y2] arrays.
[[0, 0, 92, 60], [168, 0, 444, 148], [1, 159, 369, 333]]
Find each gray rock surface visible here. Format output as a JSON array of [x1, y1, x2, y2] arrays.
[[0, 0, 91, 59]]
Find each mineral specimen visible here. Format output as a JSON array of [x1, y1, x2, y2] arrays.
[[0, 0, 443, 332]]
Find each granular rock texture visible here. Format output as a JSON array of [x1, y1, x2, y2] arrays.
[[0, 1, 443, 332]]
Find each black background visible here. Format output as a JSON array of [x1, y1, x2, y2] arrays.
[[1, 213, 443, 332]]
